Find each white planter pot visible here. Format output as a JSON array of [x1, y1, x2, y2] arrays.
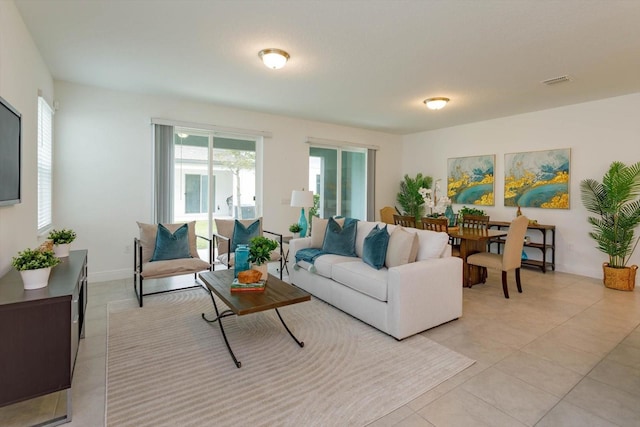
[[252, 263, 269, 281], [53, 243, 71, 258], [291, 232, 299, 238], [20, 267, 52, 290]]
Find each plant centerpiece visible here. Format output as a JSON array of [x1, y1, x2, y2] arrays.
[[12, 247, 61, 290], [397, 173, 432, 222], [580, 161, 640, 291], [248, 236, 278, 280], [289, 223, 302, 238], [48, 228, 77, 258]]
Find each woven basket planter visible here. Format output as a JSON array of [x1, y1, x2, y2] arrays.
[[602, 263, 637, 291]]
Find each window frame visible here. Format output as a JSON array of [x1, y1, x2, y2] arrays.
[[37, 96, 53, 234]]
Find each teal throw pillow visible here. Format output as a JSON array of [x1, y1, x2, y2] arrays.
[[363, 224, 390, 270], [150, 223, 191, 261], [232, 219, 260, 252], [322, 217, 358, 257]]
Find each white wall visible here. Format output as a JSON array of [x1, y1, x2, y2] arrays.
[[53, 81, 403, 281], [0, 1, 54, 274], [402, 92, 640, 278]]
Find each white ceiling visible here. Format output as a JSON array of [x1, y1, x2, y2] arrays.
[[14, 0, 640, 135]]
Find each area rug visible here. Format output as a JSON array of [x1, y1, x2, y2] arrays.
[[106, 289, 474, 427]]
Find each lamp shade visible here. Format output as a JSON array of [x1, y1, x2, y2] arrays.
[[291, 190, 314, 208]]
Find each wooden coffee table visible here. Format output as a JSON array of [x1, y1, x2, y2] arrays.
[[198, 269, 310, 368]]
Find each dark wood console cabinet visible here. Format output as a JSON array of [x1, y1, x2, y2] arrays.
[[0, 250, 87, 423], [488, 221, 556, 273]]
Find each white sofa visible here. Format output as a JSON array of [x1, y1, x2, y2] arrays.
[[287, 221, 463, 340]]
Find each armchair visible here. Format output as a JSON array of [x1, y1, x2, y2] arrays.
[[134, 221, 213, 307], [213, 218, 283, 279]]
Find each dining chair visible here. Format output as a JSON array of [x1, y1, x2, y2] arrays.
[[421, 217, 449, 232], [393, 214, 417, 228], [380, 206, 397, 225], [465, 215, 529, 298], [461, 214, 490, 229]]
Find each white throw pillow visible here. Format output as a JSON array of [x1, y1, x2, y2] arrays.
[[385, 226, 419, 268], [415, 229, 450, 260], [310, 216, 345, 249]]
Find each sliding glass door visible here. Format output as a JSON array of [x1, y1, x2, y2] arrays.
[[309, 146, 367, 219], [171, 129, 259, 246]]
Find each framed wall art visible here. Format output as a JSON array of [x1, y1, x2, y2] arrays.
[[447, 155, 495, 205], [504, 148, 570, 209]]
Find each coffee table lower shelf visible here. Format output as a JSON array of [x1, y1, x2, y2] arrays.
[[199, 270, 310, 368]]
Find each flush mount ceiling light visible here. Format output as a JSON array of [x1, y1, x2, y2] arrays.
[[423, 97, 450, 110], [258, 48, 290, 70]]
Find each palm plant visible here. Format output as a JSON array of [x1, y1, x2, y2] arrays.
[[396, 173, 433, 221], [580, 161, 640, 268]]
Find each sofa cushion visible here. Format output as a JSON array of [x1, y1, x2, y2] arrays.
[[355, 221, 380, 258], [310, 216, 345, 248], [362, 224, 390, 270], [150, 223, 191, 261], [137, 221, 199, 263], [385, 226, 419, 268], [322, 217, 358, 257], [415, 229, 450, 260], [314, 254, 358, 279], [332, 261, 389, 302]]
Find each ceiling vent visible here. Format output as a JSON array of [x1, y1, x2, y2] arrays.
[[541, 75, 571, 86]]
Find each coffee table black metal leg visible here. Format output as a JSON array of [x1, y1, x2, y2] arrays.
[[275, 308, 304, 348], [201, 290, 242, 368]]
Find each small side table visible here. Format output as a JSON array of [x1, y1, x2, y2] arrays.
[[281, 236, 293, 275]]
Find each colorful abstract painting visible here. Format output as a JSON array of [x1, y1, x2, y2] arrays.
[[447, 155, 495, 205], [504, 148, 570, 209]]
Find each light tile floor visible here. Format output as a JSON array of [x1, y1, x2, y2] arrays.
[[2, 267, 639, 426]]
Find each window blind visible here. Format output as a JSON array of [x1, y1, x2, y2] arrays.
[[37, 97, 53, 232]]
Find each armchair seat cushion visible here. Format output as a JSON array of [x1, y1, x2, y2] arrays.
[[141, 257, 211, 279]]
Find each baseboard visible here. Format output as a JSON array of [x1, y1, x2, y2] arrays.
[[89, 268, 131, 283]]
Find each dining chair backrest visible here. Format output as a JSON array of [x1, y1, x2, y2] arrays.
[[393, 214, 417, 228], [461, 214, 490, 230], [421, 217, 449, 232], [502, 215, 530, 270], [380, 206, 396, 225]]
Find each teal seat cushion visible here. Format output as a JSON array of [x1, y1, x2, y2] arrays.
[[150, 223, 191, 261], [322, 217, 358, 257], [232, 219, 261, 252], [363, 224, 390, 269]]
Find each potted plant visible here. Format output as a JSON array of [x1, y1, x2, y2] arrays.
[[580, 161, 640, 290], [12, 247, 61, 290], [396, 173, 432, 222], [48, 228, 77, 258], [248, 236, 278, 280], [289, 223, 302, 238]]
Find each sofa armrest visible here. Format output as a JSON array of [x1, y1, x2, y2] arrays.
[[287, 237, 312, 270], [386, 256, 463, 339]]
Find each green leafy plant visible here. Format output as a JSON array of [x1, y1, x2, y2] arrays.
[[289, 223, 302, 233], [12, 248, 61, 271], [396, 173, 432, 221], [248, 236, 278, 265], [580, 161, 640, 268], [308, 193, 320, 231], [458, 206, 487, 217], [48, 228, 77, 244]]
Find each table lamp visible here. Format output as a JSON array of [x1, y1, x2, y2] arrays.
[[290, 190, 314, 238]]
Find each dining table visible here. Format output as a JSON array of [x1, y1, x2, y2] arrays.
[[447, 226, 508, 287]]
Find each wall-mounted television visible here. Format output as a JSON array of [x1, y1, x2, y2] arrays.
[[0, 95, 21, 206]]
